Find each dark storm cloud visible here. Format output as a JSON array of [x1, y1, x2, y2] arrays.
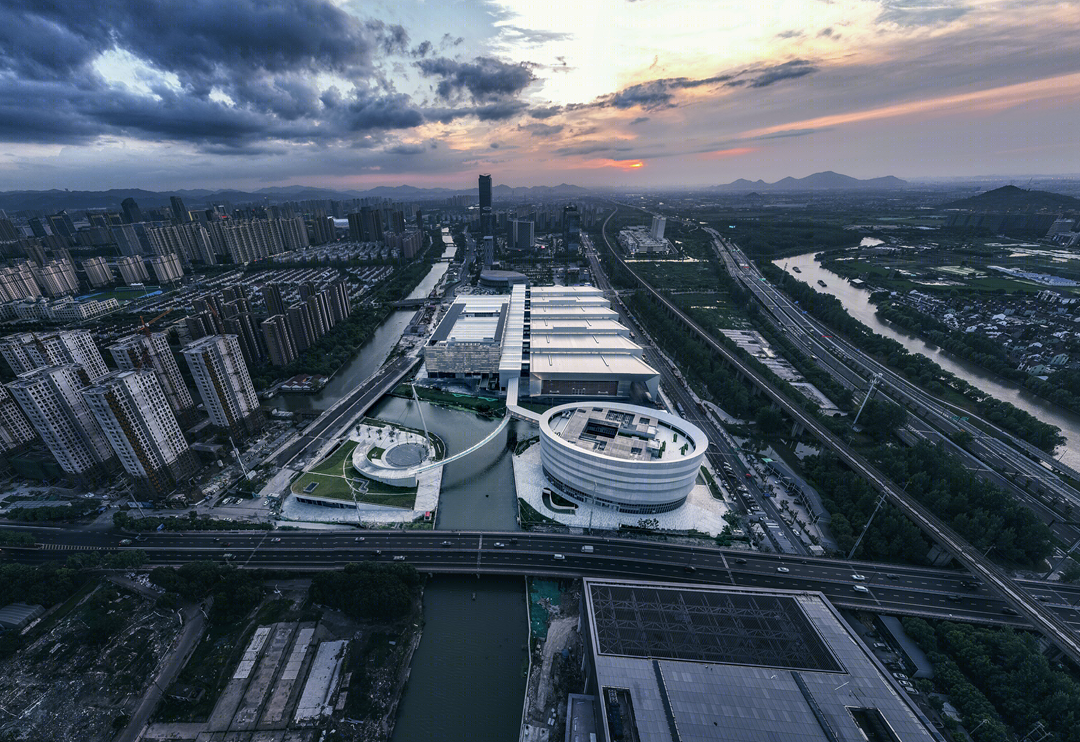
[[630, 117, 649, 125], [386, 143, 426, 155], [416, 56, 535, 102], [521, 122, 564, 137], [0, 0, 545, 150], [741, 59, 817, 88]]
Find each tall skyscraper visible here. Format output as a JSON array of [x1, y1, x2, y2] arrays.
[[170, 195, 189, 223], [261, 315, 297, 367], [121, 197, 143, 224], [47, 212, 76, 245], [109, 332, 197, 427], [478, 174, 493, 236], [182, 335, 262, 439], [311, 210, 333, 245], [0, 385, 36, 453], [82, 370, 198, 499], [650, 216, 666, 241], [7, 365, 116, 482], [563, 204, 581, 255], [0, 331, 109, 381]]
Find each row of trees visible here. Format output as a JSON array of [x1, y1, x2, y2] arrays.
[[878, 301, 1080, 418], [903, 617, 1080, 742], [713, 218, 860, 260], [150, 561, 264, 625], [805, 440, 1053, 567], [765, 264, 1065, 451], [309, 562, 421, 620]]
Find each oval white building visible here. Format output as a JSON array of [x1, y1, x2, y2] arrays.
[[539, 402, 707, 514]]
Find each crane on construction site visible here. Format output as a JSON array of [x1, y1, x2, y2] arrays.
[[132, 307, 174, 369]]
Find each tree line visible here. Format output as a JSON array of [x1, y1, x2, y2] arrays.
[[903, 617, 1080, 742], [309, 562, 421, 620], [805, 440, 1053, 567]]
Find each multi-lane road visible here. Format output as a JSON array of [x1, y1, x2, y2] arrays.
[[593, 207, 1080, 665], [9, 529, 1080, 629]]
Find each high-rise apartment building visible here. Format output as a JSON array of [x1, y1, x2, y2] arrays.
[[116, 255, 150, 285], [82, 256, 113, 288], [149, 252, 184, 285], [0, 385, 36, 453], [0, 261, 42, 301], [181, 335, 263, 439], [6, 365, 116, 482], [287, 303, 316, 353], [82, 370, 198, 499], [0, 330, 109, 381], [112, 223, 146, 257], [263, 283, 286, 318], [224, 312, 265, 367], [47, 212, 76, 245], [261, 314, 297, 367], [38, 258, 79, 297], [310, 210, 333, 245], [109, 332, 197, 427]]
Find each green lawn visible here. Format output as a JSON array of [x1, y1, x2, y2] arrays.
[[308, 440, 359, 477], [367, 446, 385, 461]]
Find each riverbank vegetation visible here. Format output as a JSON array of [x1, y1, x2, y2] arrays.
[[764, 264, 1064, 452]]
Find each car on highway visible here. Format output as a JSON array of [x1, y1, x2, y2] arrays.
[[853, 585, 870, 593], [393, 555, 406, 561], [1001, 607, 1019, 615], [947, 594, 961, 602], [851, 574, 867, 581], [734, 558, 747, 564], [885, 574, 898, 581], [554, 554, 566, 560], [441, 540, 453, 546], [776, 567, 790, 573], [118, 539, 133, 546], [493, 542, 506, 548], [271, 537, 281, 542], [354, 537, 365, 542]]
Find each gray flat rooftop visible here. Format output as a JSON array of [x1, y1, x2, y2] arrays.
[[589, 582, 841, 672], [549, 405, 691, 462]]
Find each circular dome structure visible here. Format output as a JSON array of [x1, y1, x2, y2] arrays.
[[539, 402, 707, 514]]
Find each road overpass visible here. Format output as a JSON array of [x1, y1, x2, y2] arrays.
[[7, 529, 1080, 632], [596, 208, 1080, 665], [267, 355, 421, 472]]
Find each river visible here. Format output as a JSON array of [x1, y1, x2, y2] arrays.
[[777, 252, 1080, 469], [270, 261, 448, 413]]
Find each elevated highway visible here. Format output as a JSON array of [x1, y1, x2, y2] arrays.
[[596, 209, 1080, 665], [7, 529, 1080, 632]]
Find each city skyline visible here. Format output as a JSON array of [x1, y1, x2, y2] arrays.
[[1, 0, 1078, 191]]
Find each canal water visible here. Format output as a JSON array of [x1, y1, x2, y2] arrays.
[[370, 395, 533, 742], [270, 261, 448, 413], [777, 252, 1080, 468], [390, 575, 529, 742]]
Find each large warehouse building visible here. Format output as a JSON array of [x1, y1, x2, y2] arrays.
[[539, 402, 706, 513], [579, 579, 940, 742], [424, 285, 659, 402]]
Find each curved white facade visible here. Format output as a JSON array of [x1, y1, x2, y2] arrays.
[[539, 402, 707, 514]]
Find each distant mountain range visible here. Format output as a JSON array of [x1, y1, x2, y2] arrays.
[[0, 183, 591, 214], [713, 171, 908, 192], [940, 185, 1080, 211]]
